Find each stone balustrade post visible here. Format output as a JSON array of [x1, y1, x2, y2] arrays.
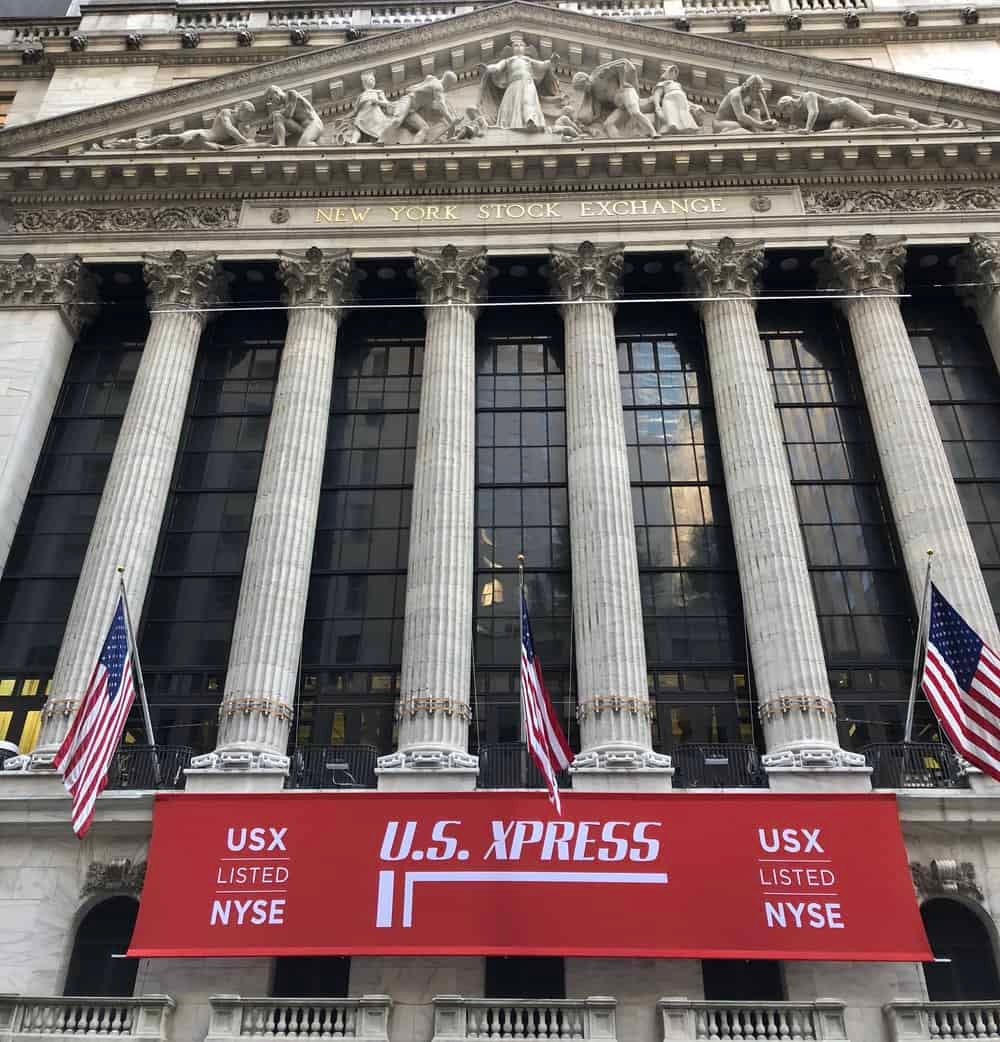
[[191, 248, 352, 783], [957, 234, 1000, 376], [21, 251, 227, 768], [547, 242, 671, 789], [377, 246, 487, 789], [824, 235, 999, 645], [0, 253, 97, 579], [685, 237, 866, 784]]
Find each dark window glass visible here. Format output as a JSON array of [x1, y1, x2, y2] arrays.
[[761, 304, 914, 750], [619, 309, 753, 754], [137, 306, 285, 754], [64, 897, 139, 997], [0, 307, 147, 752], [297, 315, 421, 756], [272, 957, 350, 998], [473, 308, 575, 752], [485, 957, 565, 1000], [922, 898, 1000, 1001], [702, 960, 784, 1002]]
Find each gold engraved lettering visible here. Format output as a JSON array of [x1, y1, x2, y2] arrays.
[[651, 201, 668, 216], [579, 201, 596, 218], [670, 200, 689, 214], [690, 198, 710, 214], [710, 198, 726, 213], [389, 205, 406, 222]]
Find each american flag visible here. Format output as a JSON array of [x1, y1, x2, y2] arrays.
[[53, 595, 137, 838], [921, 582, 1000, 780], [520, 587, 572, 813]]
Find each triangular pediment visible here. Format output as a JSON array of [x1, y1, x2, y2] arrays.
[[3, 1, 1000, 162]]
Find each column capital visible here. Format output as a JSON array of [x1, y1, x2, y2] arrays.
[[956, 234, 1000, 312], [142, 249, 229, 316], [822, 234, 906, 295], [0, 253, 98, 336], [548, 241, 623, 303], [278, 246, 353, 310], [685, 237, 764, 299], [414, 245, 488, 308]]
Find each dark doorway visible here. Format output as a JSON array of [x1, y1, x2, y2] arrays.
[[922, 898, 1000, 1001], [272, 956, 351, 998], [702, 959, 784, 1001], [64, 897, 139, 997], [485, 956, 565, 999]]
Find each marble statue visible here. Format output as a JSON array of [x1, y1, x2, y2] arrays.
[[774, 90, 964, 132], [343, 71, 395, 144], [264, 85, 324, 146], [714, 74, 777, 133], [445, 106, 488, 141], [572, 58, 658, 139], [384, 71, 459, 144], [553, 102, 585, 140], [650, 64, 704, 134], [140, 101, 258, 150], [477, 37, 562, 131]]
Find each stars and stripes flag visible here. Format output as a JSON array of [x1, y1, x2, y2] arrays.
[[53, 595, 137, 838], [520, 587, 572, 814], [921, 582, 1000, 781]]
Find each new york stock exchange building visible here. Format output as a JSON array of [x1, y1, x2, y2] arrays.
[[10, 0, 1000, 1038]]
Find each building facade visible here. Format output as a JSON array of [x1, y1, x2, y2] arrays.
[[2, 0, 1000, 1040]]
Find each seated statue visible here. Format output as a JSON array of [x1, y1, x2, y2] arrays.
[[774, 91, 962, 132], [135, 101, 258, 150], [650, 63, 704, 134], [714, 74, 777, 133], [264, 86, 325, 146], [572, 58, 658, 139]]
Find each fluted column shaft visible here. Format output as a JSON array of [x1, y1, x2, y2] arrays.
[[383, 246, 486, 774], [687, 238, 855, 769], [31, 252, 226, 762], [958, 235, 1000, 377], [548, 243, 667, 773], [827, 235, 999, 645], [206, 248, 352, 771]]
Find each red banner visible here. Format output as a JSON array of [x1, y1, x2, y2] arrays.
[[128, 790, 930, 961]]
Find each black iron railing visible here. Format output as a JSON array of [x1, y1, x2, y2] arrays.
[[863, 742, 968, 789], [477, 743, 570, 789], [105, 745, 191, 790], [671, 743, 767, 788], [288, 744, 378, 789]]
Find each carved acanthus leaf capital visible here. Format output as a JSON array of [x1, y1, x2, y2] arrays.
[[143, 250, 229, 318], [414, 245, 489, 309], [278, 246, 354, 311], [910, 859, 983, 902], [956, 234, 1000, 311], [548, 241, 623, 303], [822, 234, 906, 296], [81, 857, 147, 898], [0, 253, 98, 336], [685, 237, 764, 299]]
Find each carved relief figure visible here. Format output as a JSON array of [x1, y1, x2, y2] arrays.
[[445, 106, 488, 141], [774, 90, 962, 132], [383, 71, 459, 144], [573, 58, 658, 139], [478, 36, 562, 131], [140, 101, 258, 150], [344, 71, 395, 144], [264, 86, 324, 146], [553, 102, 585, 140], [714, 74, 777, 133], [650, 63, 704, 134]]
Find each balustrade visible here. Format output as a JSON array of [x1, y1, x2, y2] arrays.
[[432, 997, 617, 1041], [885, 1001, 1000, 1041], [207, 996, 391, 1041], [659, 999, 849, 1041], [0, 997, 174, 1041]]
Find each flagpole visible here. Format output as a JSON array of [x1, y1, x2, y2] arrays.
[[904, 549, 934, 744], [117, 566, 161, 786], [517, 554, 526, 749]]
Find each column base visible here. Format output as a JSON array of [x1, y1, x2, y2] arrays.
[[185, 749, 289, 792], [376, 749, 479, 792], [570, 748, 674, 792], [190, 749, 290, 771], [763, 747, 871, 792]]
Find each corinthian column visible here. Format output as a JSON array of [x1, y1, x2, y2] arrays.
[[547, 242, 671, 788], [957, 234, 1000, 375], [686, 238, 865, 782], [824, 235, 999, 645], [0, 254, 97, 579], [193, 248, 352, 782], [25, 251, 227, 767], [377, 246, 486, 790]]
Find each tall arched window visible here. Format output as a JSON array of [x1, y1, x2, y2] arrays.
[[922, 898, 1000, 1001], [64, 897, 138, 997]]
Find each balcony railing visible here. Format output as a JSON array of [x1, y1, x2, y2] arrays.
[[862, 742, 968, 790], [477, 743, 571, 790], [671, 743, 767, 788], [287, 744, 378, 789], [432, 996, 617, 1041], [207, 996, 391, 1041], [659, 999, 849, 1041], [0, 996, 175, 1040], [884, 1000, 1000, 1041], [106, 746, 191, 790]]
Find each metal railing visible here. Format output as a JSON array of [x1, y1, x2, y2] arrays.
[[862, 742, 968, 789], [671, 743, 767, 788], [105, 746, 191, 790], [477, 743, 570, 790], [0, 996, 175, 1040], [287, 744, 378, 789], [884, 1000, 1000, 1041]]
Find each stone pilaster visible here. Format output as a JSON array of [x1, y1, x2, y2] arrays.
[[957, 234, 1000, 376], [0, 254, 97, 579], [686, 237, 865, 780], [824, 235, 999, 645], [193, 248, 352, 781], [547, 242, 671, 787], [24, 251, 227, 767], [377, 245, 486, 789]]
